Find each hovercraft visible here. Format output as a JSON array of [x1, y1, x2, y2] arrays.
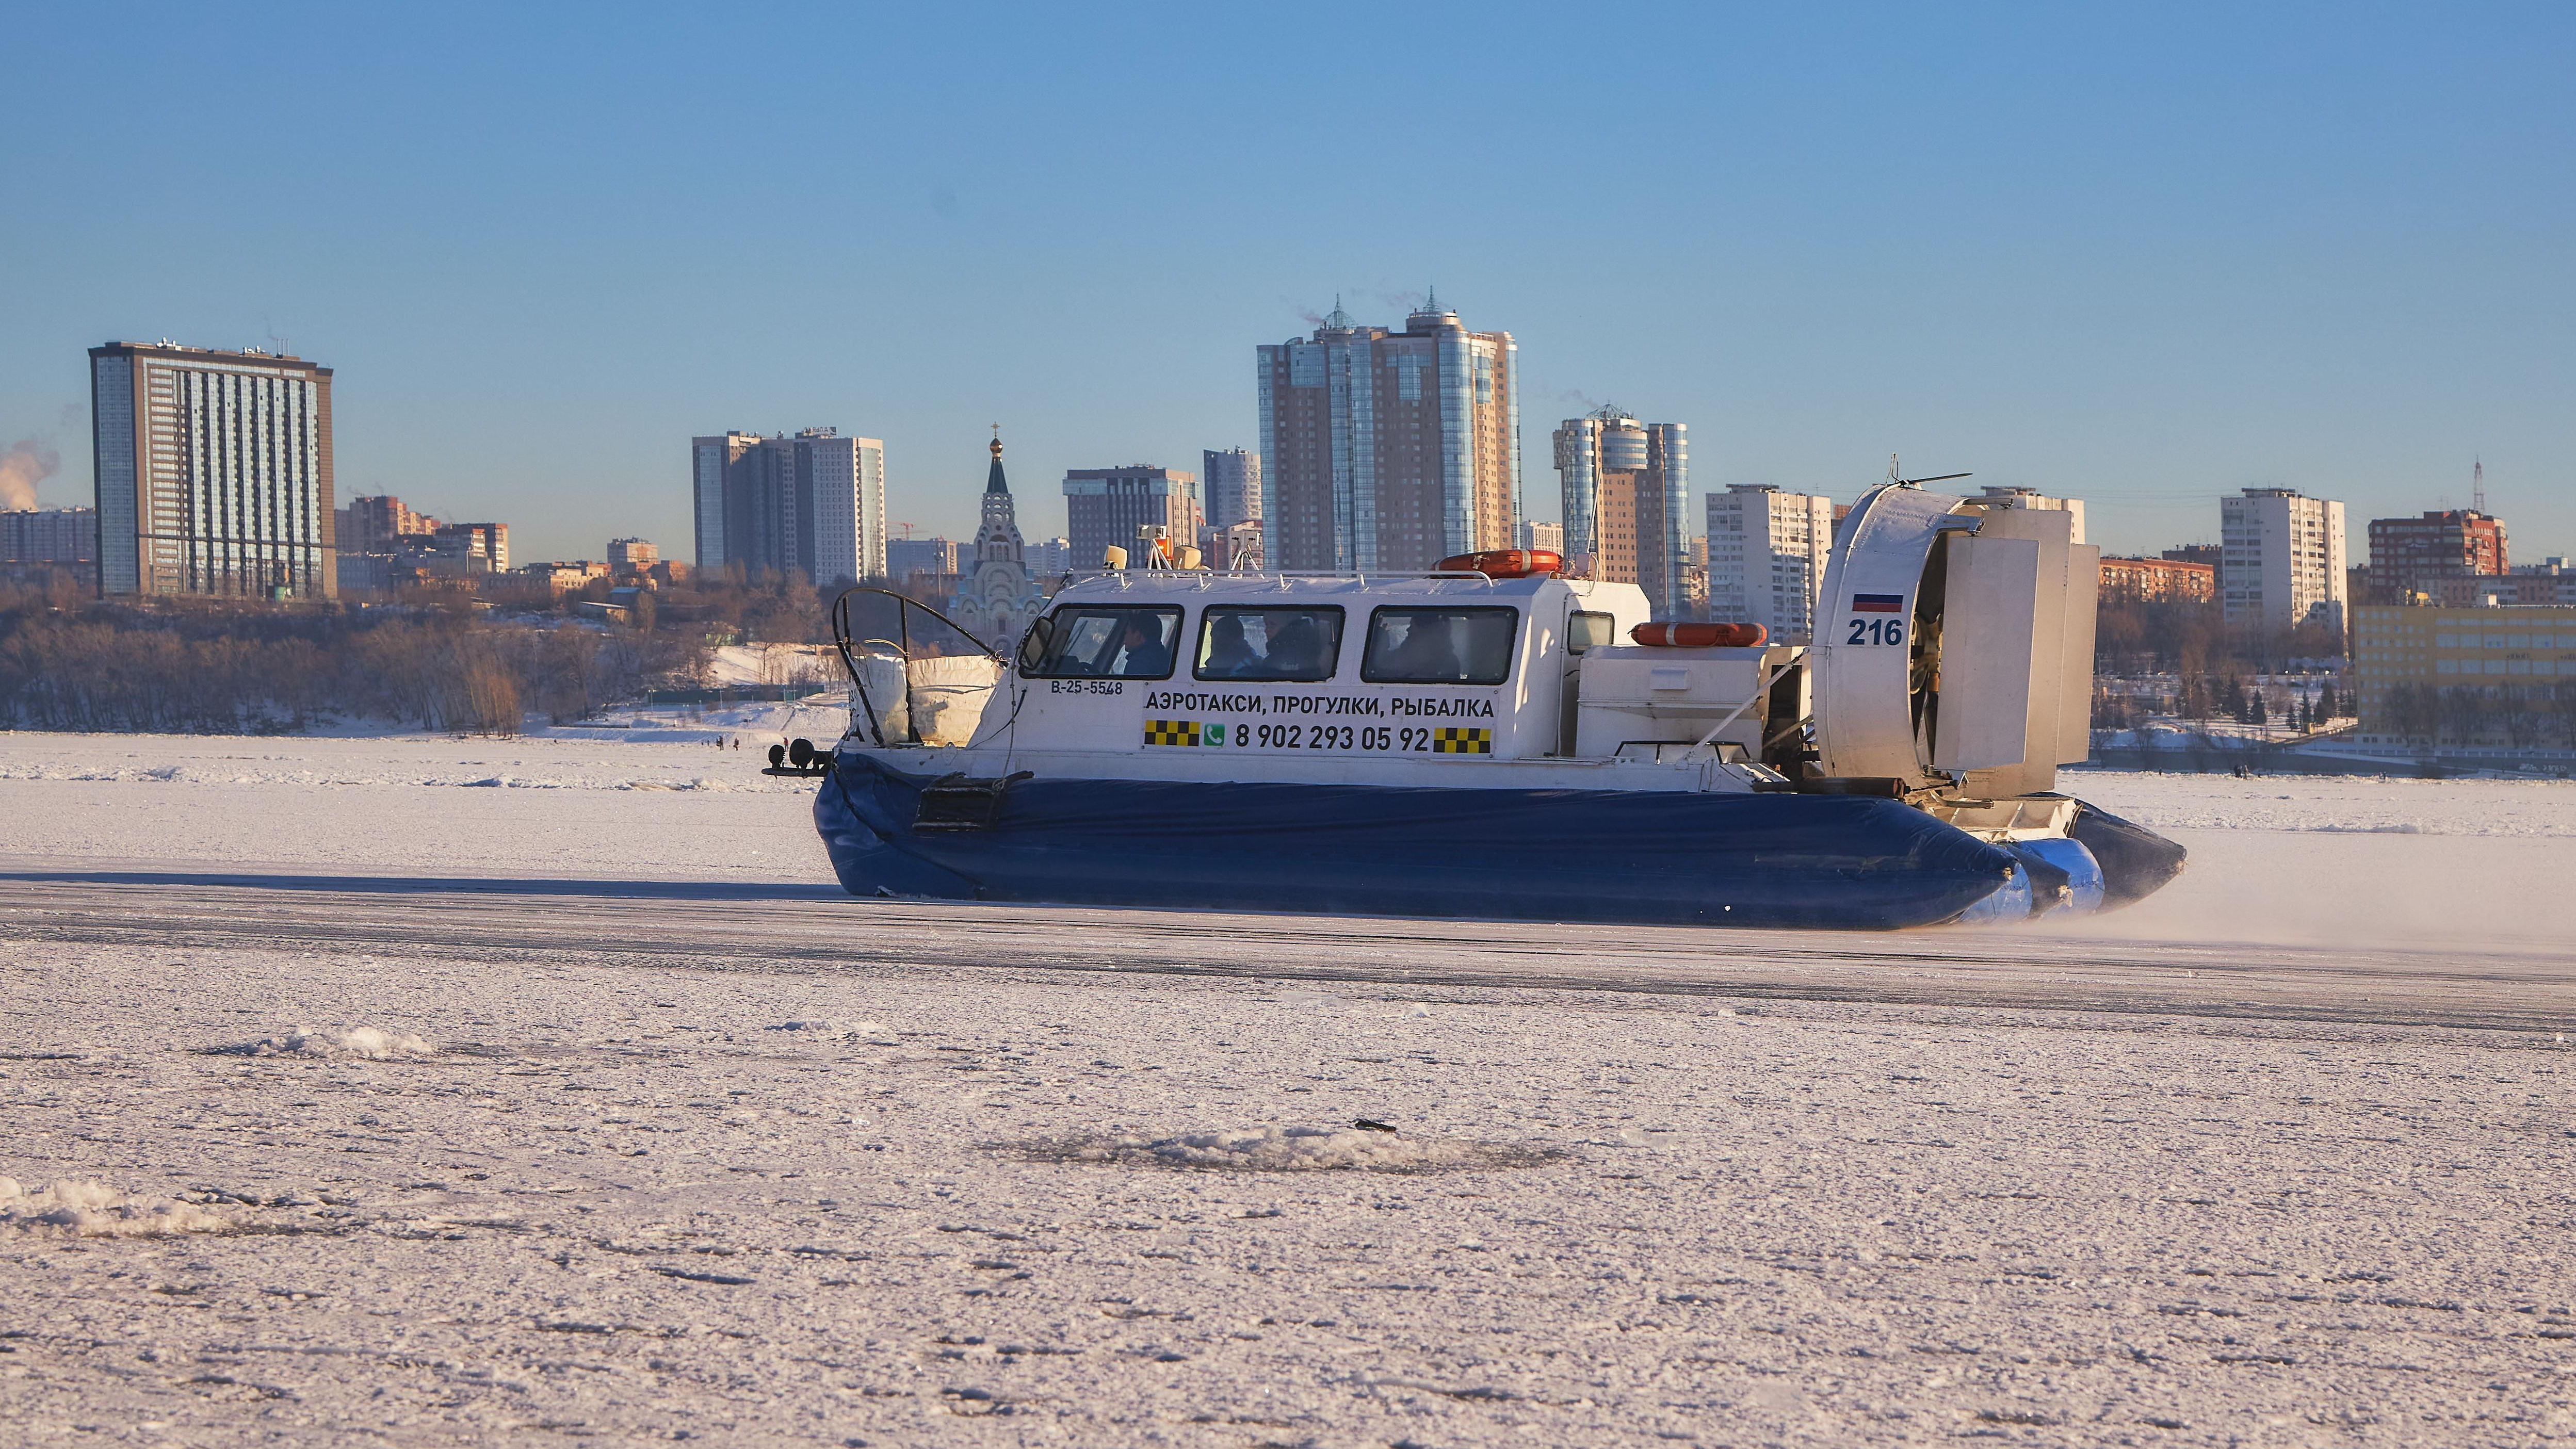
[[779, 481, 2184, 930]]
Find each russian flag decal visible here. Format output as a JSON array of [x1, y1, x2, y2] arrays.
[[1851, 592, 1905, 613]]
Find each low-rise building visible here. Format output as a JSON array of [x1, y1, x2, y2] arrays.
[[520, 561, 611, 595], [2430, 571, 2576, 608], [2099, 555, 2215, 603], [2350, 601, 2576, 749], [887, 536, 959, 582]]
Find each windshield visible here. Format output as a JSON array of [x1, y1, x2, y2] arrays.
[[1360, 606, 1519, 686], [1024, 606, 1183, 679], [1194, 607, 1345, 682]]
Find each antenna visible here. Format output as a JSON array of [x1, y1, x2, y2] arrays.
[[2473, 455, 2485, 514], [1885, 454, 1972, 489]]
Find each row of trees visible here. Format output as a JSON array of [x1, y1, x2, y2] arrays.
[[2093, 596, 2342, 678], [0, 576, 708, 734], [386, 568, 836, 646], [2373, 682, 2576, 750], [2089, 595, 2356, 736], [2091, 678, 2345, 732]]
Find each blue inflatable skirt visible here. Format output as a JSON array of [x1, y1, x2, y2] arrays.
[[812, 752, 2035, 931]]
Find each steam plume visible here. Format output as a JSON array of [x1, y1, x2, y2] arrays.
[[0, 439, 60, 511]]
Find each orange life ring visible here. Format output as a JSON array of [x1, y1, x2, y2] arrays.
[[1434, 548, 1563, 579], [1630, 621, 1768, 647]]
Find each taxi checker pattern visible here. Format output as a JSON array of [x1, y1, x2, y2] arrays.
[[1432, 726, 1492, 754], [1142, 720, 1492, 753]]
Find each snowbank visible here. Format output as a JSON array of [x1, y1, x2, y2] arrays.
[[0, 1178, 232, 1238], [218, 1024, 435, 1060]]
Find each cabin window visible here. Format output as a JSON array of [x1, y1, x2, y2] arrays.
[[1194, 606, 1345, 682], [1022, 606, 1184, 679], [1360, 606, 1519, 686], [1567, 611, 1616, 655]]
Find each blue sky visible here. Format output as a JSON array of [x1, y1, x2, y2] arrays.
[[6, 2, 2571, 563]]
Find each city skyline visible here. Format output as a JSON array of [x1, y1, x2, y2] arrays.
[[5, 9, 2572, 564]]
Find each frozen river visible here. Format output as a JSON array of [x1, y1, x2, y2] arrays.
[[2, 731, 2571, 1446]]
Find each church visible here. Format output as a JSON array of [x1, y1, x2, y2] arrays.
[[947, 431, 1048, 649]]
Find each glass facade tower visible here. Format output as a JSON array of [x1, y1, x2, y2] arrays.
[[1256, 300, 1518, 573]]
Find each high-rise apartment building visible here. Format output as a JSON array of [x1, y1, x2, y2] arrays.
[[1554, 408, 1689, 616], [793, 430, 886, 587], [1255, 298, 1519, 573], [689, 429, 885, 584], [2368, 509, 2507, 604], [1203, 448, 1262, 530], [90, 341, 335, 598], [1063, 465, 1201, 568], [691, 432, 757, 571], [1519, 520, 1563, 556], [1705, 486, 1836, 642], [2221, 487, 2348, 633], [1028, 536, 1071, 576], [1, 507, 97, 585]]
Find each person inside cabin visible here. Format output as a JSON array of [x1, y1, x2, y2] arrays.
[[1382, 615, 1466, 682], [1200, 613, 1258, 678], [1262, 614, 1332, 680], [1106, 614, 1175, 677]]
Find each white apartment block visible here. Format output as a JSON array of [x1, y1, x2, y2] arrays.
[[1705, 485, 1835, 643], [801, 430, 887, 586], [2221, 487, 2348, 634]]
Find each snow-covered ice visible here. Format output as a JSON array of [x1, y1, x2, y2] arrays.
[[2, 729, 2572, 1445], [1019, 1123, 1553, 1174]]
